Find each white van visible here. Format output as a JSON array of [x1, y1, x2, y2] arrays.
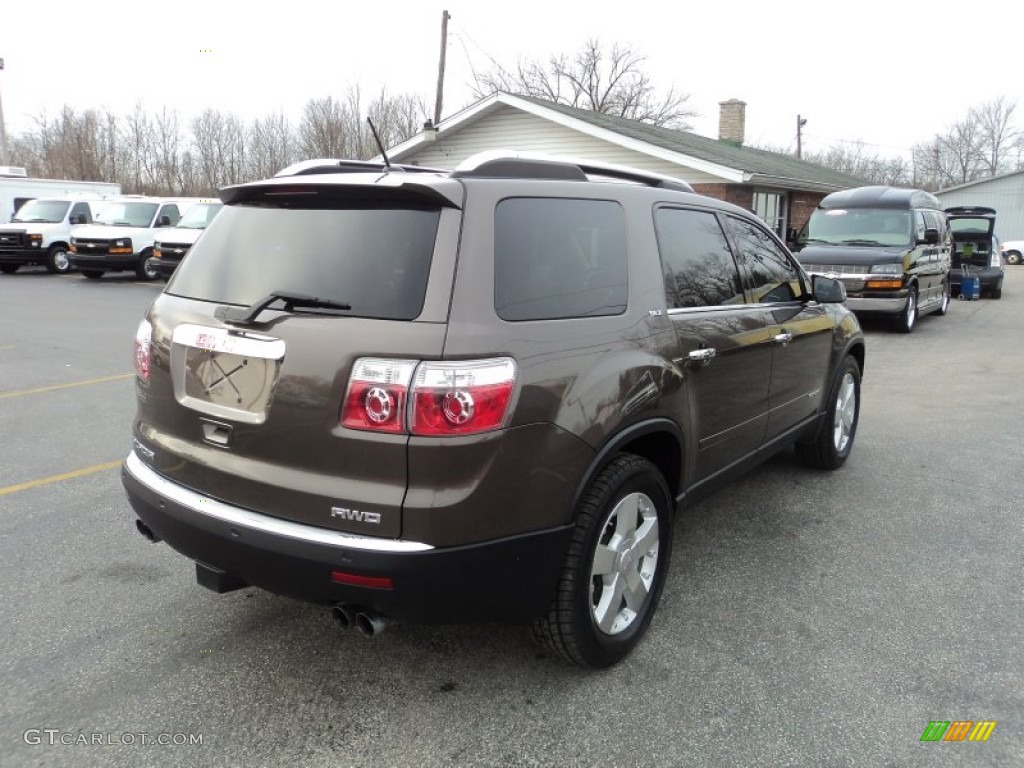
[[68, 196, 202, 280], [0, 196, 107, 274]]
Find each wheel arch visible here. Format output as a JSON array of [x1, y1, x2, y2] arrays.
[[569, 419, 684, 519]]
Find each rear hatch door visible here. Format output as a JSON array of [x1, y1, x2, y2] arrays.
[[136, 177, 463, 538]]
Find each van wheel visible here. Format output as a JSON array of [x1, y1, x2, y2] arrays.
[[933, 281, 950, 316], [532, 454, 673, 668], [46, 245, 72, 274], [795, 356, 861, 470], [990, 282, 1002, 300], [136, 250, 158, 281], [1005, 250, 1021, 265], [892, 287, 917, 333]]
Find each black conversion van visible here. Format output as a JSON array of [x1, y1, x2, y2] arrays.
[[792, 186, 951, 333]]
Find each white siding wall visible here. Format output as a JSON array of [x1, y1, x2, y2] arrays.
[[405, 107, 726, 186], [938, 172, 1024, 242]]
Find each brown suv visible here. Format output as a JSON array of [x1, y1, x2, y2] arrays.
[[122, 153, 865, 668]]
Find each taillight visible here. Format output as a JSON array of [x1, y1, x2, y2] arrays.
[[133, 319, 152, 381], [411, 358, 516, 436], [341, 357, 517, 436], [341, 359, 417, 433]]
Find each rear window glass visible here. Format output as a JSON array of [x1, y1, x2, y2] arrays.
[[494, 198, 627, 321], [167, 203, 441, 321]]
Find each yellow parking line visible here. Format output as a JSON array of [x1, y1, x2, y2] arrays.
[[0, 345, 13, 350], [0, 373, 133, 400], [0, 460, 123, 497]]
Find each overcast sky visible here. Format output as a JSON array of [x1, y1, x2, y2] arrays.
[[1, 0, 1021, 161]]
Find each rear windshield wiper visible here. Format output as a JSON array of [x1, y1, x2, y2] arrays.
[[215, 291, 353, 325]]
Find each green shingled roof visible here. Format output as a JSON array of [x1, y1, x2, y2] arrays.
[[514, 94, 867, 190]]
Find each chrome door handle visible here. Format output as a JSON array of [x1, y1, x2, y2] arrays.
[[687, 347, 716, 367], [773, 331, 793, 347]]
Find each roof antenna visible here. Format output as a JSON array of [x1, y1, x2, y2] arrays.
[[366, 118, 391, 170]]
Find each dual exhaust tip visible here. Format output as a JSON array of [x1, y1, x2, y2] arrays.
[[333, 604, 387, 637]]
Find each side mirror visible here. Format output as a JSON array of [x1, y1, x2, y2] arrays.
[[919, 228, 939, 245], [158, 215, 172, 227], [69, 214, 85, 225], [812, 275, 846, 304]]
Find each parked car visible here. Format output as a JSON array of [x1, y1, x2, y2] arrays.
[[68, 196, 202, 280], [0, 196, 105, 274], [151, 201, 223, 280], [121, 152, 865, 668], [945, 206, 1004, 299], [1000, 240, 1023, 266], [792, 186, 952, 333]]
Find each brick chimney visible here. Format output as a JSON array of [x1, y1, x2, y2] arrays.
[[718, 99, 747, 146]]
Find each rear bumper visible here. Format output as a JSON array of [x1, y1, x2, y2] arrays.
[[121, 451, 573, 623], [950, 267, 1002, 289]]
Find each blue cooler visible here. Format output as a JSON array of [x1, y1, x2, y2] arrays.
[[960, 275, 980, 300]]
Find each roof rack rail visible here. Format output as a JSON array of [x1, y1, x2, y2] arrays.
[[275, 158, 448, 178], [453, 150, 694, 192]]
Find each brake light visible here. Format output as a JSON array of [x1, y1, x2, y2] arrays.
[[134, 319, 152, 381], [411, 358, 516, 436], [341, 359, 417, 433], [341, 357, 517, 435]]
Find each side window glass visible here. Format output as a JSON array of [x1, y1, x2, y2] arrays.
[[654, 207, 744, 308], [725, 215, 804, 304], [70, 202, 90, 222], [159, 205, 181, 226], [494, 198, 627, 321], [914, 211, 927, 242]]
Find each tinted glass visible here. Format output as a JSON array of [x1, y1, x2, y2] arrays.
[[495, 198, 627, 321], [168, 204, 441, 321], [655, 207, 744, 308], [725, 215, 804, 303]]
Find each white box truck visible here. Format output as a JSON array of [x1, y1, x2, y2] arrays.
[[0, 166, 120, 223]]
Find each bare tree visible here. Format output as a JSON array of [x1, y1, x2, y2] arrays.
[[974, 97, 1019, 176], [246, 111, 295, 179], [298, 96, 351, 158], [474, 39, 697, 129]]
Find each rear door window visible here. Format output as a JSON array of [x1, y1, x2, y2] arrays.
[[168, 202, 441, 321], [494, 198, 627, 321], [654, 207, 745, 307]]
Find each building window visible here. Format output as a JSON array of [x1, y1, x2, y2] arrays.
[[753, 191, 787, 238]]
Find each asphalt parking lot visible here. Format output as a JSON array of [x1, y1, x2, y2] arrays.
[[2, 267, 1021, 767]]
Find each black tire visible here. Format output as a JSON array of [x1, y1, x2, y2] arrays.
[[990, 282, 1002, 300], [136, 250, 158, 281], [532, 454, 673, 668], [0, 264, 18, 275], [795, 355, 861, 470], [1005, 250, 1022, 266], [933, 281, 951, 316], [81, 270, 104, 279], [892, 286, 917, 334], [45, 244, 73, 274]]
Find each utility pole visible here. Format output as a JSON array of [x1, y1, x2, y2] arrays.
[[796, 114, 807, 159], [433, 10, 451, 127]]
